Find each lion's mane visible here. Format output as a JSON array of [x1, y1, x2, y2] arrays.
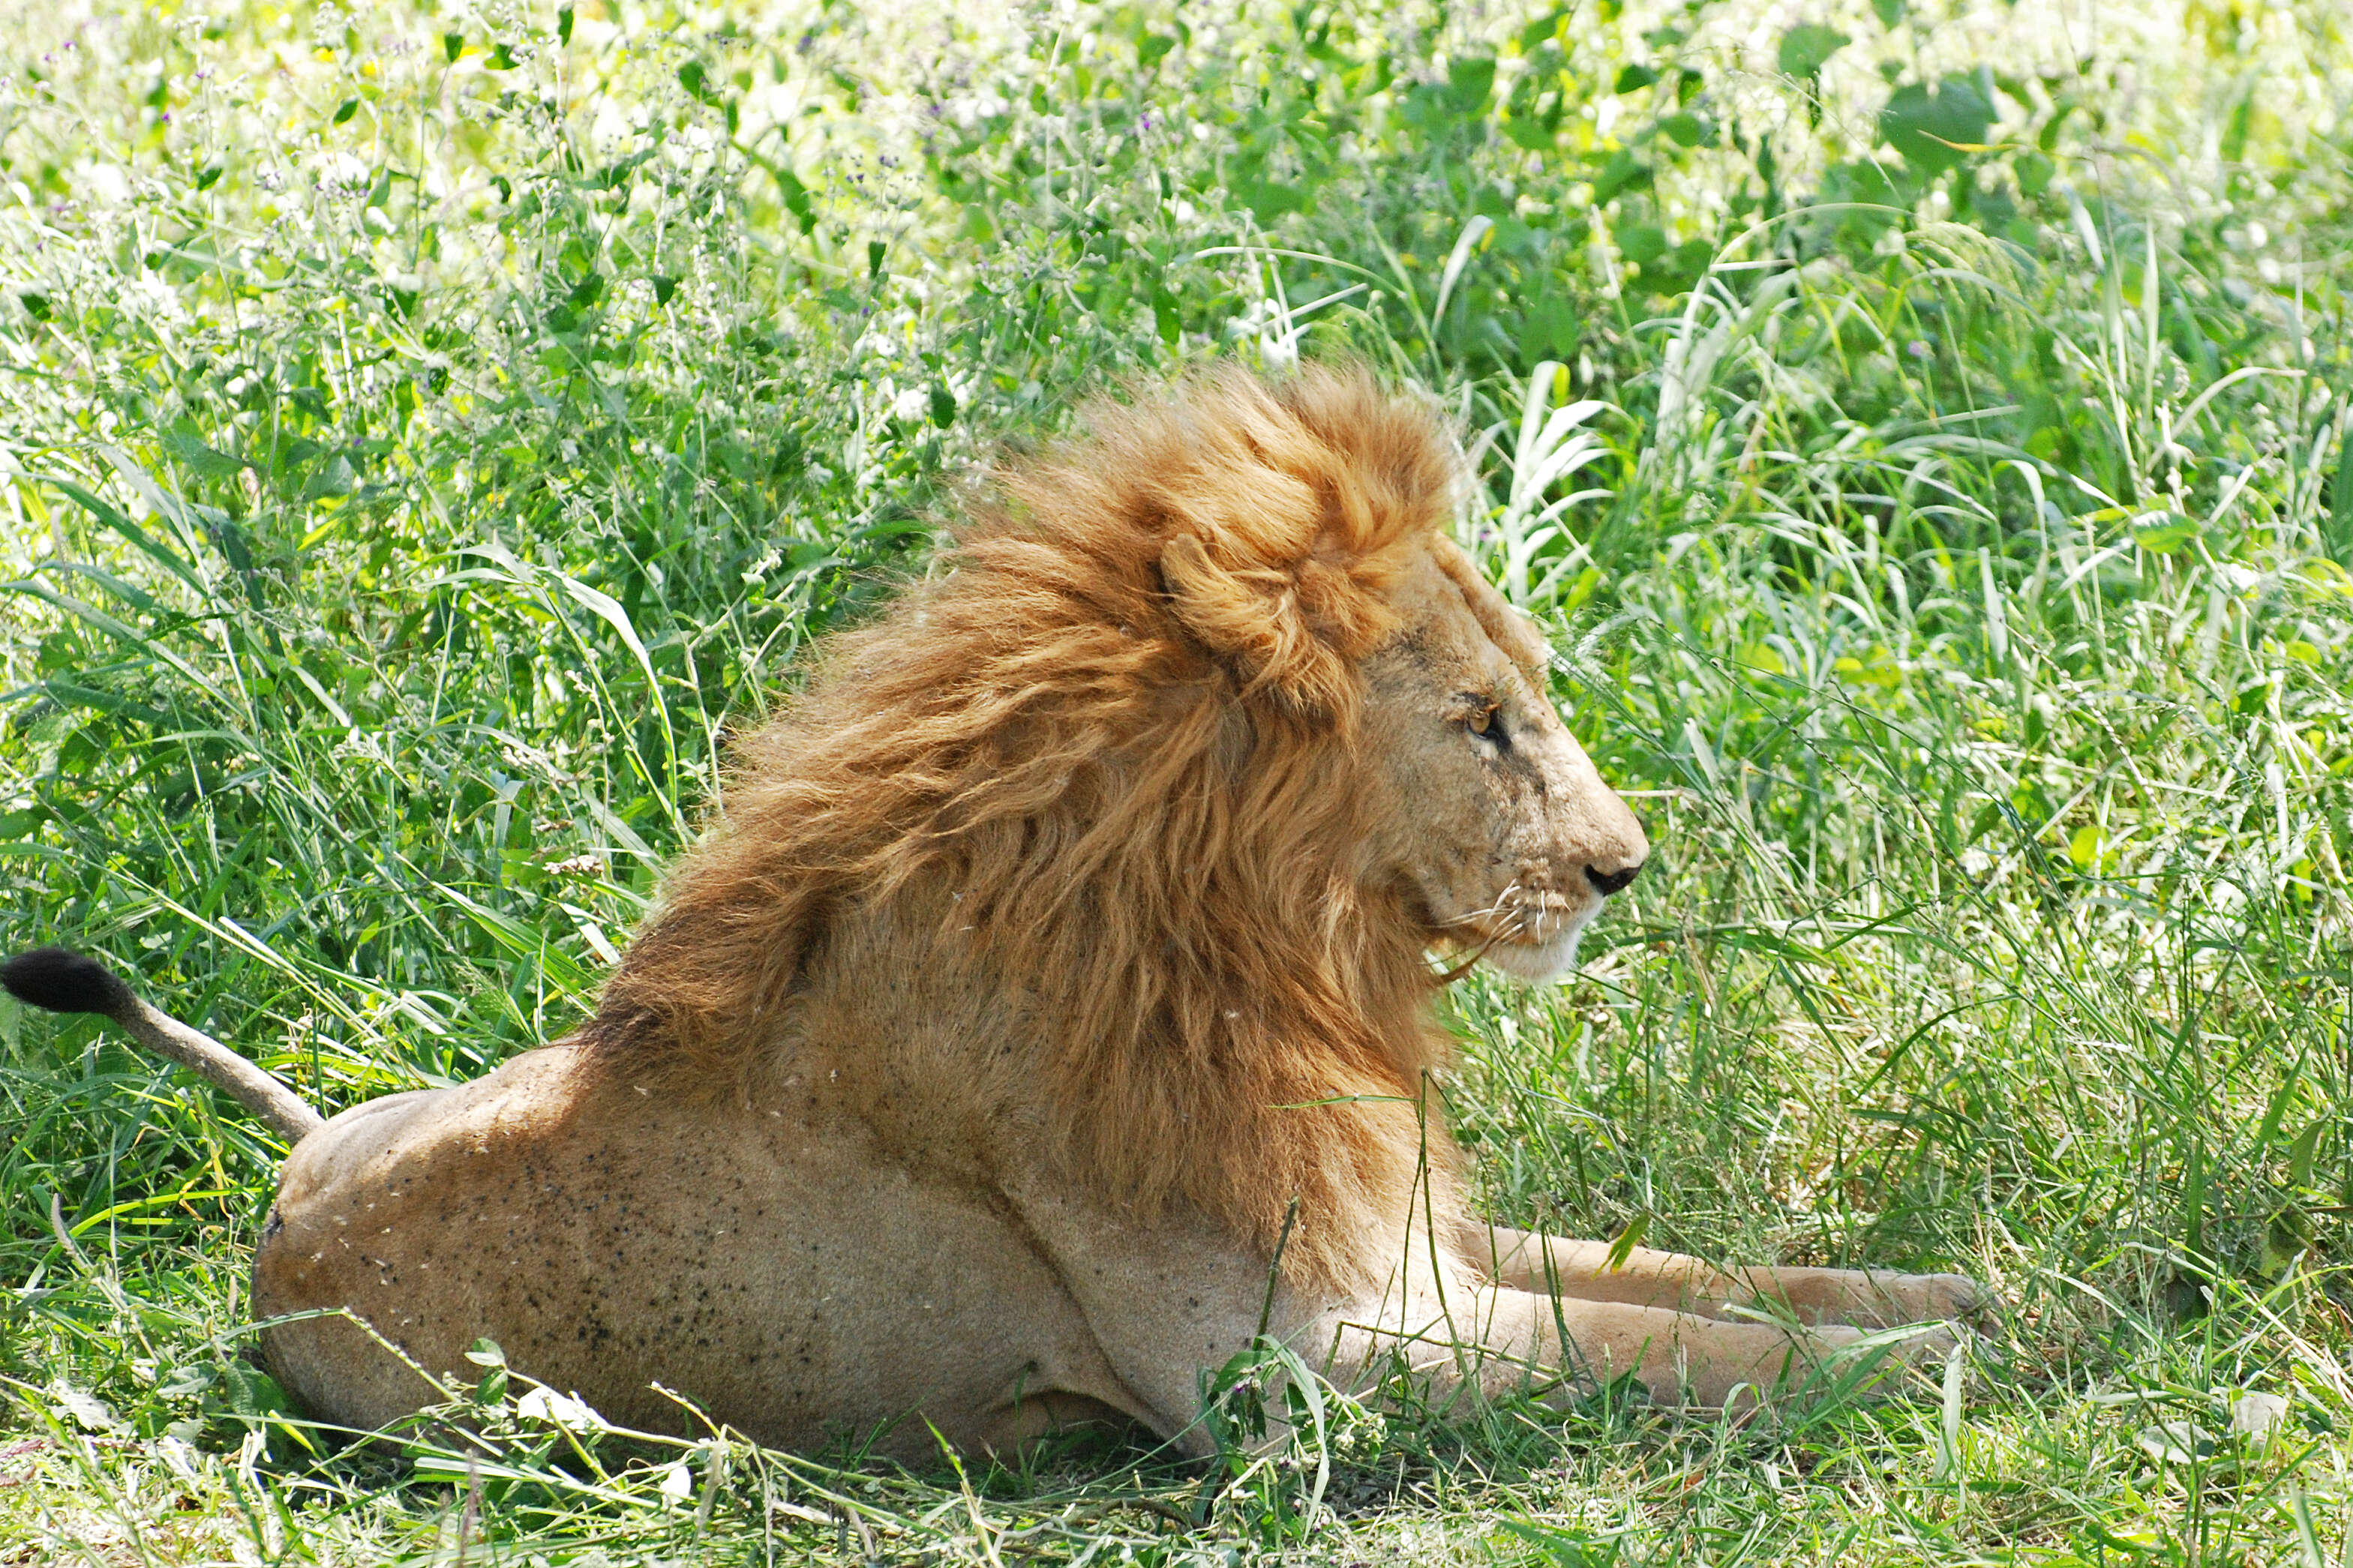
[[582, 364, 1480, 1287]]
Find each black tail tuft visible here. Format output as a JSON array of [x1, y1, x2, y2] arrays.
[[2, 947, 136, 1017]]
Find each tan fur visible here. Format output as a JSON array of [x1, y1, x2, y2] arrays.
[[579, 366, 1473, 1288], [253, 366, 1985, 1458]]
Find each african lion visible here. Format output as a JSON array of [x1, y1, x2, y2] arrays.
[[5, 366, 1983, 1459]]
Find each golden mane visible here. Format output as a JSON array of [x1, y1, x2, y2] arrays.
[[581, 363, 1484, 1286]]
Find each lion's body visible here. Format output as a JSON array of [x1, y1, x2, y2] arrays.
[[258, 887, 1289, 1456], [257, 1048, 1179, 1453], [249, 367, 1982, 1454]]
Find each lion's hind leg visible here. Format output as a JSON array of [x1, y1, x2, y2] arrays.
[[972, 1388, 1153, 1459], [1475, 1224, 1990, 1331]]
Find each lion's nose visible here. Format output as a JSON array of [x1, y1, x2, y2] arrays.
[[1585, 860, 1644, 897]]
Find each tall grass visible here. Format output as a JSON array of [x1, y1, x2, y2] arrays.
[[2, 0, 2350, 1561]]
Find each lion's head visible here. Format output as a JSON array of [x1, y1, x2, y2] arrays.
[[1354, 540, 1648, 984], [586, 363, 1650, 1285]]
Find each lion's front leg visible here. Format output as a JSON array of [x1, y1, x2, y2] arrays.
[[1719, 1262, 1990, 1330], [1475, 1224, 1989, 1330], [1471, 1223, 1739, 1312], [1326, 1284, 1925, 1415]]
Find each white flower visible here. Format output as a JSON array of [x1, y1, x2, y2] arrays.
[[314, 152, 372, 196], [83, 163, 132, 207], [892, 385, 931, 423], [129, 273, 189, 325], [944, 92, 1009, 129], [655, 1459, 694, 1502]]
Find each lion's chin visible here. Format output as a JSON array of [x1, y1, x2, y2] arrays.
[[1477, 911, 1597, 985]]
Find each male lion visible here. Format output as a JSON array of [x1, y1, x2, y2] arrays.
[[6, 366, 1983, 1459]]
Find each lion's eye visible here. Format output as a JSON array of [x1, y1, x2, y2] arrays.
[[1466, 702, 1505, 746]]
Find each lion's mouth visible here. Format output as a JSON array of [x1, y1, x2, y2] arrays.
[[1448, 895, 1602, 985]]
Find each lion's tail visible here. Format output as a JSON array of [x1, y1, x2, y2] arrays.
[[3, 947, 326, 1144]]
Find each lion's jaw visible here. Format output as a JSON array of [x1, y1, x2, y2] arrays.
[[1474, 899, 1601, 984], [1361, 546, 1649, 985]]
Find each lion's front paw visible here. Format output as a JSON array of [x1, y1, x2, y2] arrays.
[[1811, 1318, 1963, 1395], [1736, 1267, 1996, 1330], [1892, 1272, 1994, 1328], [1683, 1320, 1952, 1411]]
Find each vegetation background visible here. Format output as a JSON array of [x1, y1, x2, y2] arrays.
[[1, 0, 2348, 1560]]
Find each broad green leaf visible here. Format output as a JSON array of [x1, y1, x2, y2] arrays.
[[2132, 517, 2198, 554], [1880, 76, 1995, 175], [1778, 24, 1848, 78]]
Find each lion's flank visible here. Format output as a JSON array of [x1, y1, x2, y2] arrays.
[[580, 364, 1472, 1288]]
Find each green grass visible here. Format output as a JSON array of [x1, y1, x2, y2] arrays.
[[2, 0, 2351, 1561]]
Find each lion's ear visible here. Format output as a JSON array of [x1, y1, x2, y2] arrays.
[[1160, 532, 1353, 714]]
